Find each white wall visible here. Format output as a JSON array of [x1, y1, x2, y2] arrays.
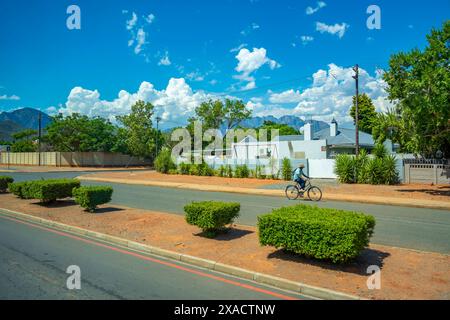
[[308, 159, 337, 179]]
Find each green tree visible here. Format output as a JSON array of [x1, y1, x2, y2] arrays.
[[43, 113, 117, 152], [117, 100, 157, 159], [350, 93, 377, 134], [189, 98, 252, 131], [372, 107, 412, 152], [257, 121, 299, 140], [382, 21, 450, 157], [11, 129, 37, 152]]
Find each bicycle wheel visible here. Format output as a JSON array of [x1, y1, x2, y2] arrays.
[[285, 185, 300, 200], [307, 186, 322, 201]]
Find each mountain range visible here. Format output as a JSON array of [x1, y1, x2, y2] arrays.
[[238, 115, 328, 132], [0, 108, 52, 142], [0, 107, 329, 142]]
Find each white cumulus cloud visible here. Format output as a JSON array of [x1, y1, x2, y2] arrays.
[[0, 94, 20, 101], [265, 64, 392, 123], [58, 78, 216, 127], [234, 47, 280, 90], [316, 22, 349, 38], [158, 52, 171, 66], [306, 1, 326, 15]]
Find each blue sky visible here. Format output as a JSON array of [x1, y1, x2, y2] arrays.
[[0, 0, 448, 128]]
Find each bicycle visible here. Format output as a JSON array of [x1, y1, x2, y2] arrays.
[[285, 179, 323, 201]]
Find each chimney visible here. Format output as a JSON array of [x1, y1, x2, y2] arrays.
[[330, 118, 338, 137], [304, 122, 312, 141]]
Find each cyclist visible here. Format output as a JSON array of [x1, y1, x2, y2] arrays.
[[292, 163, 310, 191]]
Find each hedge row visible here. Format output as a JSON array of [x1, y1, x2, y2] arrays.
[[184, 201, 240, 237], [0, 176, 14, 193], [257, 204, 375, 263], [73, 186, 113, 212], [173, 162, 281, 180], [8, 179, 80, 203]]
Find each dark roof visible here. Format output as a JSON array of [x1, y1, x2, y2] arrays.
[[313, 127, 376, 146]]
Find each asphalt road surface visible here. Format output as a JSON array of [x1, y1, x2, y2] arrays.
[[5, 172, 450, 254], [0, 213, 306, 300]]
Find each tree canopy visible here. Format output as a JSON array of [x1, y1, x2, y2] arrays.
[[11, 129, 37, 152], [116, 100, 159, 159], [382, 21, 450, 157], [43, 113, 119, 152], [189, 98, 252, 131], [257, 121, 299, 140], [350, 93, 378, 134]]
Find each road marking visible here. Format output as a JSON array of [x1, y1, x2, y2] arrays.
[[0, 214, 299, 300]]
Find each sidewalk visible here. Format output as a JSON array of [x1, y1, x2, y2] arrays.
[[0, 193, 448, 300], [78, 171, 450, 210], [0, 165, 149, 173]]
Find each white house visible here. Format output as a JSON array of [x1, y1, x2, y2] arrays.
[[231, 119, 395, 161]]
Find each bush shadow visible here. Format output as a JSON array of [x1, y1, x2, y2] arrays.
[[267, 247, 390, 276], [92, 207, 125, 214], [396, 185, 450, 197], [194, 228, 254, 241], [33, 199, 77, 208]]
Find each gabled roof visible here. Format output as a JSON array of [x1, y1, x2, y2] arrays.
[[274, 135, 304, 142], [313, 127, 375, 146]]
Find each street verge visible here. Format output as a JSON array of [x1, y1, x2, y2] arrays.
[[0, 207, 361, 300]]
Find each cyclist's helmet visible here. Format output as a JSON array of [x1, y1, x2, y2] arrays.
[[298, 164, 305, 168]]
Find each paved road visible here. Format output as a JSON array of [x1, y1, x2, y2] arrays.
[[0, 213, 305, 300], [5, 172, 450, 254]]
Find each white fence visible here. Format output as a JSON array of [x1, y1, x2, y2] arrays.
[[176, 156, 338, 179], [308, 159, 337, 179]]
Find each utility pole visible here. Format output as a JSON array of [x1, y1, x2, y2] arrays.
[[352, 64, 360, 157], [38, 112, 42, 166], [155, 116, 162, 158]]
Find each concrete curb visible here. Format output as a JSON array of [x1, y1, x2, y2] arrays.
[[77, 175, 450, 211], [0, 207, 363, 300]]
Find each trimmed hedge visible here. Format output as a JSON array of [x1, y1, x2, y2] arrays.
[[258, 204, 375, 263], [184, 201, 240, 237], [9, 179, 80, 203], [73, 186, 113, 212], [8, 181, 28, 198], [0, 176, 14, 193]]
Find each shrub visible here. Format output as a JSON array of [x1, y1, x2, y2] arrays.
[[255, 165, 265, 179], [334, 154, 356, 183], [179, 162, 191, 175], [258, 204, 375, 264], [12, 179, 81, 203], [383, 155, 399, 185], [8, 181, 29, 198], [189, 164, 199, 176], [73, 186, 113, 212], [184, 201, 240, 237], [0, 176, 14, 193], [154, 149, 176, 174], [281, 158, 292, 181], [168, 169, 178, 175], [217, 165, 226, 177], [234, 165, 250, 178], [197, 162, 214, 176], [226, 165, 233, 178], [373, 143, 388, 159]]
